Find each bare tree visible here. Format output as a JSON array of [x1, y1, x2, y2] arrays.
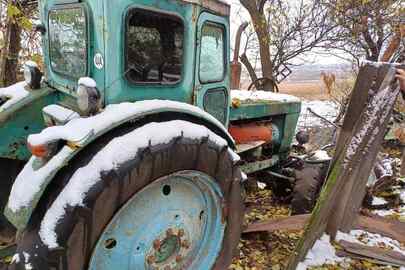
[[238, 0, 335, 91], [320, 0, 403, 65]]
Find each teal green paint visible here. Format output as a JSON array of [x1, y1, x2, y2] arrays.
[[0, 244, 16, 259], [230, 101, 301, 121], [4, 101, 236, 231], [1, 0, 304, 231], [230, 101, 301, 158], [194, 12, 231, 126], [239, 155, 280, 174], [0, 87, 57, 160]]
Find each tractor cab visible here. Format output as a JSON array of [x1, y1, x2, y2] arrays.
[[37, 0, 231, 125], [0, 1, 305, 269]]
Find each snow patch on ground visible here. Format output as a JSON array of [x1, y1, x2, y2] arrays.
[[39, 120, 236, 248], [231, 89, 301, 103], [372, 196, 388, 206], [299, 230, 405, 269], [297, 234, 345, 270], [312, 150, 331, 161], [336, 230, 405, 256], [0, 82, 29, 112], [298, 100, 339, 128]]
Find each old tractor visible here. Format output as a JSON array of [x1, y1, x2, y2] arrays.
[[0, 0, 316, 269]]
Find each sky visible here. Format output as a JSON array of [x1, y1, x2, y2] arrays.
[[228, 0, 349, 66]]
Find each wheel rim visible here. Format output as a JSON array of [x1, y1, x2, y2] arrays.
[[88, 171, 225, 270]]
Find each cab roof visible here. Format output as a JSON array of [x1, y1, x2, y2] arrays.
[[182, 0, 230, 16]]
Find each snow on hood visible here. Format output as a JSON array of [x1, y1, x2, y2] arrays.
[[231, 89, 301, 103], [0, 82, 29, 112], [38, 120, 237, 248]]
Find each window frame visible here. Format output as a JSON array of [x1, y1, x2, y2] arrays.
[[124, 7, 186, 86], [198, 22, 227, 84], [47, 3, 89, 79]]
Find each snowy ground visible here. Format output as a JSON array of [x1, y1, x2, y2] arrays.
[[299, 230, 405, 270], [297, 100, 339, 129]]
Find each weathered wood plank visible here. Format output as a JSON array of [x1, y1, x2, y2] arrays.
[[336, 250, 403, 267], [329, 67, 400, 234], [243, 214, 405, 244], [286, 63, 401, 270], [339, 240, 405, 266], [243, 214, 310, 233], [356, 214, 405, 243]]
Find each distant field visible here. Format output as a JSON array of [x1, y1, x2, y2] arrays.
[[278, 81, 330, 101]]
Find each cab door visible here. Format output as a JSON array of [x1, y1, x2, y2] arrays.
[[194, 12, 230, 127]]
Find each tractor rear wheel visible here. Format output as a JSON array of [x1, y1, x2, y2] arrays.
[[291, 163, 328, 215], [10, 121, 244, 270], [0, 158, 23, 245]]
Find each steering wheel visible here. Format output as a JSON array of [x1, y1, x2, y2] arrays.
[[248, 77, 279, 92]]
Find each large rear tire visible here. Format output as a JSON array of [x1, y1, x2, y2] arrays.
[[10, 121, 244, 270], [291, 163, 328, 215], [0, 158, 23, 245]]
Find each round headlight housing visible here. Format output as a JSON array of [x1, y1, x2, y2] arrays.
[[77, 78, 101, 116], [24, 61, 42, 89]]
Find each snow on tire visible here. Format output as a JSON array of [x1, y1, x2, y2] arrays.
[[9, 120, 244, 270]]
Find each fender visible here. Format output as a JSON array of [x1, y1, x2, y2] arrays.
[[5, 100, 236, 231], [0, 83, 56, 160]]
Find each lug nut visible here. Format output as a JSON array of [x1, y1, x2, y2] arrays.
[[146, 255, 155, 264], [153, 239, 161, 250]]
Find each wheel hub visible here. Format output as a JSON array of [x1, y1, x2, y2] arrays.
[[88, 171, 225, 270], [146, 227, 190, 269]]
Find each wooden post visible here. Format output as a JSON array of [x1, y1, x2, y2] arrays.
[[286, 62, 403, 270]]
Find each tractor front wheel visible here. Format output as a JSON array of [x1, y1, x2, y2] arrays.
[[0, 158, 23, 245], [10, 120, 244, 270]]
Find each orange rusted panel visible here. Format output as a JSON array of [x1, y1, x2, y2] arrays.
[[229, 123, 272, 144]]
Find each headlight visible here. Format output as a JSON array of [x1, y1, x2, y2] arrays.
[[24, 61, 42, 89], [77, 77, 101, 116]]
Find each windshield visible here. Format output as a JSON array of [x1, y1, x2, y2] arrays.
[[126, 9, 184, 85], [49, 7, 87, 78]]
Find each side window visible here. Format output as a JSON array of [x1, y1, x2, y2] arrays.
[[199, 24, 225, 83], [125, 9, 184, 85]]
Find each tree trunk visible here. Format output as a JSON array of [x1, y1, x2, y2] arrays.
[[0, 18, 22, 87], [240, 1, 274, 91]]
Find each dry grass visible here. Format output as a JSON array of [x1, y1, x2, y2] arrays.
[[278, 81, 330, 101]]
